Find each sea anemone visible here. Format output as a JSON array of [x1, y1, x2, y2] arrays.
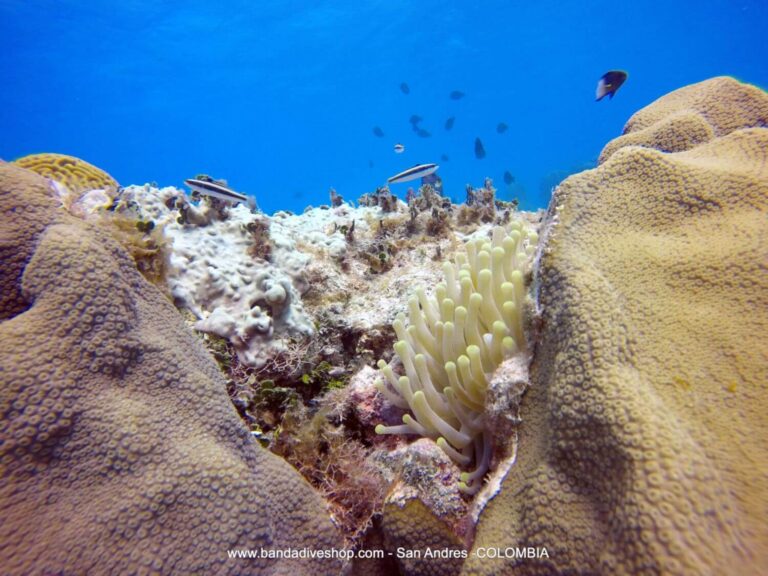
[[375, 223, 537, 493]]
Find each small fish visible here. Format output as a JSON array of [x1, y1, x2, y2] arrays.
[[394, 143, 405, 154], [421, 172, 440, 186], [409, 114, 422, 125], [373, 126, 385, 137], [449, 90, 465, 100], [421, 172, 443, 193], [440, 153, 450, 162], [445, 116, 455, 130], [474, 137, 486, 159], [596, 70, 628, 101], [496, 122, 508, 134], [185, 178, 248, 204], [387, 163, 439, 184], [415, 127, 431, 138], [503, 171, 515, 185], [400, 82, 410, 94]]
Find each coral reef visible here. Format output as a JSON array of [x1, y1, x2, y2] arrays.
[[8, 157, 170, 289], [463, 76, 768, 575], [357, 186, 401, 212], [115, 184, 315, 369], [404, 183, 453, 237], [8, 76, 765, 574], [0, 163, 344, 574], [329, 187, 344, 207], [270, 401, 388, 542], [0, 165, 60, 320], [599, 76, 768, 162], [96, 213, 171, 290], [457, 178, 518, 226], [381, 497, 466, 576], [13, 152, 119, 207]]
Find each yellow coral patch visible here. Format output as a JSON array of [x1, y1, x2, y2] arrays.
[[672, 376, 692, 391], [13, 152, 118, 196]]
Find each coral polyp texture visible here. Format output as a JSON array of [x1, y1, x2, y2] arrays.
[[463, 77, 768, 575], [0, 163, 344, 574], [375, 223, 538, 493], [13, 152, 119, 196], [0, 166, 60, 319], [599, 76, 768, 162]]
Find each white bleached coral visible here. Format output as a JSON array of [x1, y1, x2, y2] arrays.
[[115, 185, 315, 368], [375, 222, 538, 494], [269, 203, 389, 261]]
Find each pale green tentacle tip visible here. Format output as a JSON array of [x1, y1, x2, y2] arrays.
[[458, 481, 479, 494]]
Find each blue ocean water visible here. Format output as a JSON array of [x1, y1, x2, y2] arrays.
[[1, 0, 766, 214]]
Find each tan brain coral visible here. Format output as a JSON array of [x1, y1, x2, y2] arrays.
[[599, 76, 768, 162], [463, 77, 768, 575], [0, 162, 344, 574]]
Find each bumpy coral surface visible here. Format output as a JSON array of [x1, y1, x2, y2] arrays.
[[381, 497, 466, 576], [117, 184, 317, 369], [0, 165, 60, 320], [599, 76, 768, 162], [0, 164, 344, 574], [463, 77, 768, 574], [13, 152, 119, 195]]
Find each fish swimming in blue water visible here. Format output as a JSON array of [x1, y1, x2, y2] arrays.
[[596, 70, 628, 100], [400, 82, 410, 94], [421, 172, 443, 193], [415, 128, 431, 138], [185, 178, 248, 204], [373, 126, 385, 137], [441, 154, 450, 162], [409, 114, 422, 125], [387, 163, 439, 184], [474, 138, 486, 159], [503, 170, 515, 185], [496, 122, 508, 134], [449, 90, 465, 100], [394, 143, 405, 154], [445, 116, 455, 130]]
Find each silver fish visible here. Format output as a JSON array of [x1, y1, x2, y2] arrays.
[[387, 163, 439, 184], [185, 178, 248, 204]]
